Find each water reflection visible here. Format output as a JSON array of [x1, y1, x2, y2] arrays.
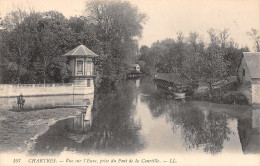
[[175, 104, 231, 154], [238, 106, 260, 154], [30, 80, 145, 155], [30, 77, 260, 155], [30, 110, 93, 155], [79, 81, 145, 154], [140, 88, 231, 154]]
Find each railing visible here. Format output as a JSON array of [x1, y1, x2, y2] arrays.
[[71, 69, 98, 77]]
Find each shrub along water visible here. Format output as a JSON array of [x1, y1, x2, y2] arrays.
[[193, 91, 249, 105]]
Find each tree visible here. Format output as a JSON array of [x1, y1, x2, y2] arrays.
[[247, 28, 260, 52], [0, 1, 147, 88], [182, 32, 205, 83], [85, 0, 147, 90], [19, 11, 71, 84], [139, 28, 245, 93], [0, 16, 32, 83], [198, 31, 229, 96], [1, 9, 28, 31], [138, 45, 149, 73], [0, 11, 74, 83], [139, 45, 149, 62]]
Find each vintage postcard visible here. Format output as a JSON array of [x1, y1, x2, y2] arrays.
[[0, 0, 259, 165]]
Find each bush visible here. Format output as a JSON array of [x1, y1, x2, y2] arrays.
[[222, 92, 249, 105], [192, 90, 249, 105]]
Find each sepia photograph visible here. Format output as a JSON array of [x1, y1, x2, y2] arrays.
[[0, 0, 259, 165]]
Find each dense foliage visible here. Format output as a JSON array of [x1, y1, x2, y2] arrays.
[[139, 29, 249, 91], [86, 0, 146, 89], [0, 0, 146, 90], [0, 0, 254, 92]]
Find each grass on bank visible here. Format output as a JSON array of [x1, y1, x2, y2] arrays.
[[0, 107, 82, 153]]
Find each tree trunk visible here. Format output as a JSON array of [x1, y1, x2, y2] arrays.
[[209, 83, 213, 100], [43, 55, 47, 84]]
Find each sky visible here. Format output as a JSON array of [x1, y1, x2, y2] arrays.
[[0, 0, 259, 51]]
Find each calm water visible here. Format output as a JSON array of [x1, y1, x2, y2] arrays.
[[29, 77, 260, 155]]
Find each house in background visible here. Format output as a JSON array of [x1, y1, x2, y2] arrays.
[[126, 64, 144, 79], [63, 45, 99, 95], [131, 64, 141, 73], [237, 52, 260, 104]]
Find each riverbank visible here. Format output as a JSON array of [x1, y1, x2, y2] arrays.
[[153, 73, 251, 105], [0, 107, 82, 153], [193, 88, 250, 105], [156, 85, 250, 105]]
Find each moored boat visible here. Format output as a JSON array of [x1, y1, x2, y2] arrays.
[[173, 92, 186, 99]]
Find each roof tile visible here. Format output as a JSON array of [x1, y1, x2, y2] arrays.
[[63, 45, 99, 57], [243, 52, 260, 78]]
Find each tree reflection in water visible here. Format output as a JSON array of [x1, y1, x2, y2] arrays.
[[139, 76, 170, 118], [30, 80, 145, 155], [176, 103, 231, 154], [143, 93, 231, 154], [81, 80, 145, 154], [237, 107, 260, 154]]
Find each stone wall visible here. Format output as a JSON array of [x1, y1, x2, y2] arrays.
[[252, 79, 260, 104], [0, 94, 94, 111], [238, 57, 251, 83], [0, 83, 94, 97]]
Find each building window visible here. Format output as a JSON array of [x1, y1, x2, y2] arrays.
[[87, 79, 91, 87], [85, 62, 92, 75], [77, 61, 83, 75], [242, 68, 245, 76]]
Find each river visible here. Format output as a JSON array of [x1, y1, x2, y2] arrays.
[[29, 76, 260, 156]]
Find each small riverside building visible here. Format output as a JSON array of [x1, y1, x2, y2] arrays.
[[237, 52, 260, 104], [63, 45, 99, 95], [126, 64, 144, 79], [131, 64, 140, 72]]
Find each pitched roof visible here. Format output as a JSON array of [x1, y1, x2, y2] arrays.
[[63, 45, 99, 57], [154, 73, 190, 85], [131, 64, 140, 67], [243, 52, 260, 78]]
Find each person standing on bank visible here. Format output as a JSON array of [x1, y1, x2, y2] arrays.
[[17, 93, 25, 109]]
